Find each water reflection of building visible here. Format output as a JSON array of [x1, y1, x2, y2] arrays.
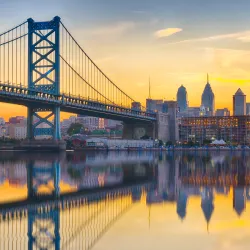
[[233, 188, 246, 216], [0, 162, 27, 187], [177, 190, 188, 220], [145, 152, 250, 224], [215, 186, 230, 195], [201, 187, 214, 231], [4, 151, 250, 239]]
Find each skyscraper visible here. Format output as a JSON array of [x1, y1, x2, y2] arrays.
[[246, 103, 250, 115], [233, 88, 246, 116], [177, 85, 188, 112], [201, 74, 215, 115]]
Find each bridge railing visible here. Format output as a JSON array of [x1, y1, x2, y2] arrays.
[[0, 82, 157, 120]]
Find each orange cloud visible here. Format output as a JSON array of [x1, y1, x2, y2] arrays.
[[154, 28, 182, 38]]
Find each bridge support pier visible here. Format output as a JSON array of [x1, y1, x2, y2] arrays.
[[122, 121, 156, 140], [123, 112, 170, 141], [26, 106, 61, 140]]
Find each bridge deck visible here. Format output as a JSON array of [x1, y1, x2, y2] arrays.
[[0, 84, 156, 122]]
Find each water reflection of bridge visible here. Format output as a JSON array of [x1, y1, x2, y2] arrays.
[[2, 150, 250, 244], [0, 183, 153, 250], [0, 151, 156, 249], [0, 151, 156, 200]]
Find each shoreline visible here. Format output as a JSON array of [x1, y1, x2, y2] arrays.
[[0, 146, 249, 152]]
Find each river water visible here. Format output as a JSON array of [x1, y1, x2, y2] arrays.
[[0, 150, 249, 250]]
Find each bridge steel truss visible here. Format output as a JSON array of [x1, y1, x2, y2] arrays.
[[27, 16, 61, 140]]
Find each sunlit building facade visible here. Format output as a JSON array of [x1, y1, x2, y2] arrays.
[[177, 85, 188, 112], [233, 88, 246, 116], [246, 103, 250, 115], [180, 116, 250, 144], [201, 75, 215, 115]]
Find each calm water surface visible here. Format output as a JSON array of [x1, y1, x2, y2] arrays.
[[0, 150, 250, 250]]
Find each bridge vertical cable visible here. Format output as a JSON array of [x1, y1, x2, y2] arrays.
[[60, 21, 141, 110], [0, 21, 28, 88]]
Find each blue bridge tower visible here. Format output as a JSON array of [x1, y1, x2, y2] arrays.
[[27, 16, 61, 140]]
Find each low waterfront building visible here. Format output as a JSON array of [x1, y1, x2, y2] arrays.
[[8, 119, 27, 139], [179, 115, 250, 145], [70, 136, 155, 149]]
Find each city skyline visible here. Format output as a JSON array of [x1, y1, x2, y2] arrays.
[[1, 1, 250, 118]]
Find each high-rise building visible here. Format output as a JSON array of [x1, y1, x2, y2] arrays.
[[0, 118, 5, 125], [164, 101, 179, 143], [177, 85, 188, 112], [233, 88, 246, 116], [246, 103, 250, 115], [201, 74, 215, 115]]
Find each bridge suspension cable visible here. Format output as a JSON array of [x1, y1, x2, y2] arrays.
[[0, 18, 147, 113], [60, 21, 139, 109], [0, 21, 28, 88]]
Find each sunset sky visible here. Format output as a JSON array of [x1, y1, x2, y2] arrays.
[[1, 0, 250, 119]]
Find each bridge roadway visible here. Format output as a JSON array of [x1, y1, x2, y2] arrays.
[[0, 83, 156, 123]]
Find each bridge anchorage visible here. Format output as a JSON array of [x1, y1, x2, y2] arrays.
[[0, 16, 170, 150]]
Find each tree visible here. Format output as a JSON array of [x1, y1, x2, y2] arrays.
[[203, 139, 212, 145], [141, 134, 150, 140], [67, 123, 83, 136], [166, 141, 173, 146], [158, 140, 164, 146], [187, 140, 195, 147]]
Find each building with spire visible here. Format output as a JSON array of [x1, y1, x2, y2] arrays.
[[233, 88, 246, 116], [177, 85, 188, 112], [201, 74, 215, 116]]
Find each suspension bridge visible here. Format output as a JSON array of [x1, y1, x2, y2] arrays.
[[0, 16, 165, 148]]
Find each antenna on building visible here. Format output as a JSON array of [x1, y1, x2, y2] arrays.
[[207, 73, 209, 83], [148, 76, 151, 99]]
